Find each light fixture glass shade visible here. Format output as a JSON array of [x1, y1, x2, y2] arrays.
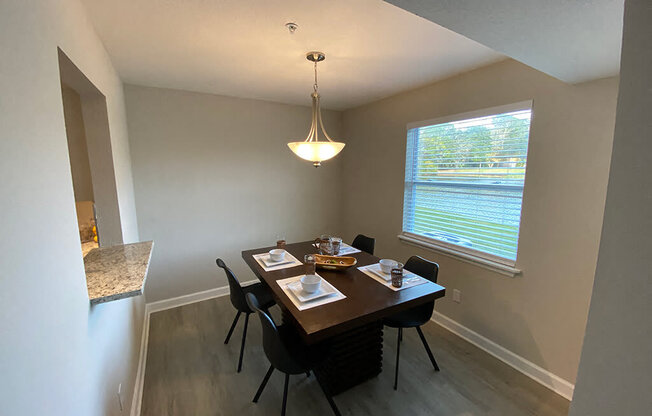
[[287, 141, 345, 164], [287, 52, 346, 167]]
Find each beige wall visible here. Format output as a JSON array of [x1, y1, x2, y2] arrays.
[[125, 85, 344, 302], [78, 87, 125, 246], [61, 84, 94, 202], [341, 59, 619, 384], [0, 1, 143, 414], [570, 0, 652, 414]]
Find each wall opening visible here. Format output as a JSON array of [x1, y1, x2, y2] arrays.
[[58, 48, 123, 254]]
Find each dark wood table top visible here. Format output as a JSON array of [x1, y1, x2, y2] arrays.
[[242, 241, 446, 344]]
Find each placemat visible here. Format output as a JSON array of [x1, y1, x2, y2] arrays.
[[357, 264, 428, 291], [336, 243, 361, 256]]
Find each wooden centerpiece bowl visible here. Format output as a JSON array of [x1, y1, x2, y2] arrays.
[[314, 254, 357, 271]]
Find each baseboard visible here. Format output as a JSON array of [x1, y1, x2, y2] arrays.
[[130, 281, 256, 415], [431, 311, 575, 401], [130, 306, 151, 416], [146, 280, 256, 314]]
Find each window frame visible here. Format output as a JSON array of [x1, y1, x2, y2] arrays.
[[400, 100, 533, 276]]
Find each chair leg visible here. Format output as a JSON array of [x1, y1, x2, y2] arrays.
[[416, 326, 440, 371], [253, 365, 274, 403], [281, 373, 290, 416], [394, 328, 402, 390], [316, 372, 342, 416], [237, 313, 250, 373], [224, 311, 241, 344]]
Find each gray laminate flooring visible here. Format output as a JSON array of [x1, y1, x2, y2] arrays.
[[141, 296, 570, 416]]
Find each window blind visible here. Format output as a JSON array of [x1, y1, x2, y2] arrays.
[[402, 105, 532, 262]]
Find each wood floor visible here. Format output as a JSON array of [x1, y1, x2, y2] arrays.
[[141, 296, 570, 416]]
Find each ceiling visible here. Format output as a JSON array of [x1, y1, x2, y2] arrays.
[[386, 0, 624, 84], [81, 0, 503, 110]]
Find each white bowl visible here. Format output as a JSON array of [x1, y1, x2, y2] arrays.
[[269, 249, 286, 262], [379, 259, 398, 274], [300, 274, 322, 293]]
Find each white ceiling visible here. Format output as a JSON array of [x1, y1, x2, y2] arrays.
[[386, 0, 624, 84], [81, 0, 503, 110]]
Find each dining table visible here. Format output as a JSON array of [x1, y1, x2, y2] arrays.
[[242, 240, 446, 395]]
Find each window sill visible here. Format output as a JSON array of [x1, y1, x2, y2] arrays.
[[397, 234, 521, 277]]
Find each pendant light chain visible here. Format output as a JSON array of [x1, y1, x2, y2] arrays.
[[313, 60, 319, 92]]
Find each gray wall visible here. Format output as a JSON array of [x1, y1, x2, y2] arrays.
[[125, 85, 344, 302], [0, 1, 144, 414], [569, 0, 652, 414], [340, 59, 619, 385]]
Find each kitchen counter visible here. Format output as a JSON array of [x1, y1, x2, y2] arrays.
[[84, 241, 153, 305], [81, 241, 99, 258]]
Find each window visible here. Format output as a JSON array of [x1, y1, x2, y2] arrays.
[[401, 102, 532, 267]]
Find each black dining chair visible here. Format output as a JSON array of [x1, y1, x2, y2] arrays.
[[351, 234, 375, 255], [383, 255, 440, 390], [216, 258, 276, 373], [246, 293, 341, 416]]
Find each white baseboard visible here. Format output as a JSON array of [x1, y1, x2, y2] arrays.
[[130, 305, 151, 416], [431, 311, 575, 400], [130, 281, 256, 416], [146, 280, 256, 314]]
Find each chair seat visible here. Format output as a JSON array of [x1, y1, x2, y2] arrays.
[[243, 283, 276, 311], [383, 301, 434, 328]]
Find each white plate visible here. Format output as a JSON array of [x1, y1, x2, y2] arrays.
[[367, 263, 392, 281], [287, 280, 336, 303], [260, 254, 294, 268]]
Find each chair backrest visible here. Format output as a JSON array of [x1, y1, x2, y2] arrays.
[[404, 255, 439, 321], [216, 258, 249, 312], [352, 234, 375, 255], [246, 293, 304, 374], [404, 255, 439, 283]]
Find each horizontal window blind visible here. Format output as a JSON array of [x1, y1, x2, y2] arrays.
[[403, 107, 532, 261]]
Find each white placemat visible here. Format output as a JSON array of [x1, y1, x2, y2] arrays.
[[358, 264, 429, 291], [336, 243, 361, 256], [277, 274, 346, 311], [253, 252, 302, 272]]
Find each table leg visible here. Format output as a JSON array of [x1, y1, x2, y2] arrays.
[[281, 310, 384, 395], [314, 321, 383, 395]]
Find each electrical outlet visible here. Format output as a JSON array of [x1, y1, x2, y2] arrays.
[[117, 383, 123, 412], [453, 289, 461, 303]]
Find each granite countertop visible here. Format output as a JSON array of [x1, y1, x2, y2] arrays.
[[81, 241, 99, 258], [84, 241, 153, 305]]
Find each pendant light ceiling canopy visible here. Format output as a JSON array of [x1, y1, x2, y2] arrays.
[[287, 52, 345, 167]]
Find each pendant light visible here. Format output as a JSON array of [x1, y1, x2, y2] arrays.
[[288, 52, 345, 167]]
